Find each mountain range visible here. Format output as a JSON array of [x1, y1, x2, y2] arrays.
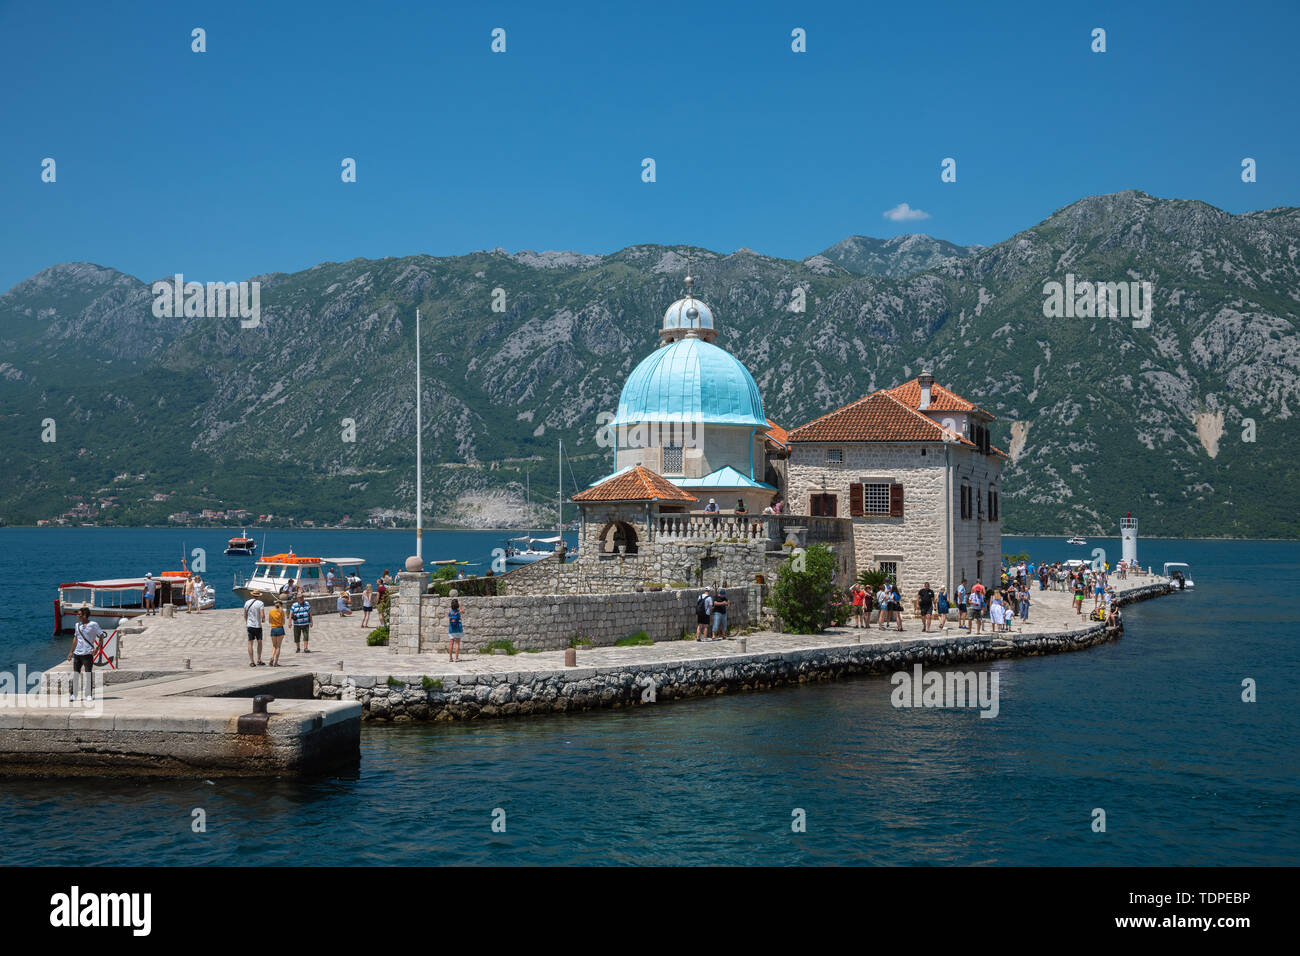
[[2, 189, 1298, 539]]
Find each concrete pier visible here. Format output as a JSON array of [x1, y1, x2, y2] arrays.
[[0, 666, 361, 776]]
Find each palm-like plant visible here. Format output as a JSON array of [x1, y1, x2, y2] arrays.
[[857, 567, 890, 592]]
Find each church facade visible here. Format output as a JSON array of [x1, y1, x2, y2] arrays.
[[573, 277, 1005, 597]]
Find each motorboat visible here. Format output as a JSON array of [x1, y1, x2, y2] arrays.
[[1162, 562, 1194, 589], [232, 553, 367, 602], [1066, 536, 1087, 546], [504, 536, 563, 565], [224, 532, 257, 556]]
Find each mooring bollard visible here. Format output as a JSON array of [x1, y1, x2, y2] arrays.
[[564, 648, 577, 667], [184, 658, 191, 670], [337, 660, 344, 670], [737, 637, 747, 652]]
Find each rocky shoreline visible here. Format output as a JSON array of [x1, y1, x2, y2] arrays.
[[315, 581, 1171, 722]]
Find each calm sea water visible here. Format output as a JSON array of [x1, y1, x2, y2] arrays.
[[1, 530, 1297, 866]]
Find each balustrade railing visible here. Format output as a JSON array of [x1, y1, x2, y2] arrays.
[[654, 514, 768, 542]]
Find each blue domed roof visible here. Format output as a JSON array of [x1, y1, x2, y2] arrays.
[[613, 337, 766, 427]]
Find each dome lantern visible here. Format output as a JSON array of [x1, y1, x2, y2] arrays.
[[660, 273, 717, 344]]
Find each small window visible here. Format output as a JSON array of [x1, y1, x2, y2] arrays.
[[825, 448, 843, 464], [864, 483, 891, 515], [877, 561, 899, 585], [662, 444, 683, 473]]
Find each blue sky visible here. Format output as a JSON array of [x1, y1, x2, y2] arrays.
[[1, 0, 1296, 290]]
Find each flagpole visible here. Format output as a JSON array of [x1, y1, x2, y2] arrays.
[[415, 308, 422, 560]]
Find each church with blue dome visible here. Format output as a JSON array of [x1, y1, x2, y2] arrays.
[[594, 274, 786, 516]]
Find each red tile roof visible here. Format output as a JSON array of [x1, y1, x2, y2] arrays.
[[572, 465, 698, 503], [887, 378, 993, 418], [764, 418, 789, 449], [788, 391, 975, 445]]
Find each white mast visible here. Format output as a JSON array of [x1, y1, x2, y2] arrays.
[[558, 438, 563, 533], [415, 307, 422, 560]]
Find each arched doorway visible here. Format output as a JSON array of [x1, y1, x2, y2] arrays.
[[597, 521, 639, 555]]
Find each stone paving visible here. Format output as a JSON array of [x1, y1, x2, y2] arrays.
[[64, 572, 1168, 681]]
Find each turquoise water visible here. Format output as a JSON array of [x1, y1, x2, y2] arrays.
[[1, 530, 1297, 865]]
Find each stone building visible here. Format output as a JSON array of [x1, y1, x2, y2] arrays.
[[785, 373, 1006, 595]]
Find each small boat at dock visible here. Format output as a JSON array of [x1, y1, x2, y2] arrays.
[[504, 536, 564, 565], [1066, 536, 1087, 545], [232, 552, 367, 602], [1162, 562, 1194, 589]]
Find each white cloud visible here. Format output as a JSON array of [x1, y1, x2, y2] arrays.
[[882, 203, 931, 222]]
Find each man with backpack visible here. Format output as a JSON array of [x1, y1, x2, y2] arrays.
[[695, 588, 713, 641]]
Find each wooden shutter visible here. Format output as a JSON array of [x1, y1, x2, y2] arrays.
[[849, 482, 864, 517], [826, 494, 838, 517], [889, 483, 904, 517], [809, 494, 821, 517]]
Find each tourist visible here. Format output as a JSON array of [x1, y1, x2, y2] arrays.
[[936, 587, 950, 630], [267, 601, 286, 666], [886, 583, 903, 632], [447, 599, 463, 662], [290, 592, 312, 653], [244, 594, 267, 667], [989, 594, 1005, 632], [1093, 574, 1105, 609], [957, 578, 969, 630], [705, 498, 719, 528], [774, 498, 785, 514], [376, 578, 387, 601], [862, 585, 874, 623], [326, 567, 336, 594], [712, 588, 729, 638], [876, 584, 890, 629], [360, 585, 375, 627], [1019, 584, 1030, 623], [184, 576, 196, 614], [735, 499, 747, 516], [1073, 577, 1086, 615], [762, 503, 775, 515], [968, 586, 985, 634], [193, 575, 207, 611], [143, 572, 156, 616], [852, 584, 866, 628], [336, 592, 353, 617], [66, 607, 100, 702], [918, 582, 935, 632], [695, 589, 712, 640]]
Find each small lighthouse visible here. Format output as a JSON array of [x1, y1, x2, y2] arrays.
[[1121, 512, 1138, 567]]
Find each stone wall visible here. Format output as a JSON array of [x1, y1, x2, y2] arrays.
[[395, 583, 755, 654]]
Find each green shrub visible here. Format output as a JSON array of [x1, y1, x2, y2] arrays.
[[386, 675, 404, 688], [377, 592, 393, 627], [431, 565, 459, 581], [770, 543, 837, 634], [615, 631, 653, 647], [367, 626, 390, 646], [568, 635, 594, 648], [479, 639, 518, 655], [421, 676, 443, 691]]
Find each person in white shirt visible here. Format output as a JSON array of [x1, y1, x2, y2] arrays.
[[143, 573, 156, 616], [244, 597, 267, 667], [66, 607, 101, 701]]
